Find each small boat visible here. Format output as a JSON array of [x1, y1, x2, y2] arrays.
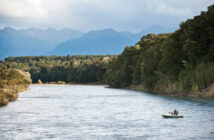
[[162, 114, 184, 118]]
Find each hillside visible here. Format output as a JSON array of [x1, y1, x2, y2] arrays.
[[50, 26, 175, 56], [104, 5, 214, 98], [50, 29, 138, 55]]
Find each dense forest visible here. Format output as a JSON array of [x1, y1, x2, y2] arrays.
[[1, 55, 114, 84], [0, 64, 31, 106], [104, 5, 214, 97]]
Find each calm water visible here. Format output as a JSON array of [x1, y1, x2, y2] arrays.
[[0, 85, 214, 140]]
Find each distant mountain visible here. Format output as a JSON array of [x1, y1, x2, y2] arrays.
[[19, 27, 83, 46], [0, 25, 177, 59], [50, 26, 176, 56], [0, 27, 83, 59], [49, 29, 139, 55]]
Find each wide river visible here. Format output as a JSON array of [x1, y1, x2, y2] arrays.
[[0, 85, 214, 140]]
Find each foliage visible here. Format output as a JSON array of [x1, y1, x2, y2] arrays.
[[1, 55, 115, 84], [104, 5, 214, 95], [0, 65, 31, 106]]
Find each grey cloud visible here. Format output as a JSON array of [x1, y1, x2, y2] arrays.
[[0, 0, 213, 32]]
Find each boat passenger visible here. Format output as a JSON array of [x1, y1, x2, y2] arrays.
[[174, 109, 178, 115]]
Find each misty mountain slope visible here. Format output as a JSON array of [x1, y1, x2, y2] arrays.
[[50, 29, 139, 55], [50, 26, 176, 56], [19, 28, 83, 46], [0, 27, 83, 59], [0, 25, 176, 59]]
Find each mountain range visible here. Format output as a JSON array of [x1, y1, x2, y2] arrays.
[[0, 25, 176, 59]]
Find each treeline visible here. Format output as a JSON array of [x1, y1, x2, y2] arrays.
[[0, 64, 31, 106], [2, 55, 114, 84], [104, 5, 214, 97]]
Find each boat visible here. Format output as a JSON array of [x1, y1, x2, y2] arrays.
[[162, 114, 184, 118]]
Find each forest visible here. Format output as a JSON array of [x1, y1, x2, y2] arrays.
[[1, 55, 114, 84], [1, 5, 214, 98], [104, 5, 214, 97]]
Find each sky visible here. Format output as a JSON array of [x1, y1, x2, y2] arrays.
[[0, 0, 213, 33]]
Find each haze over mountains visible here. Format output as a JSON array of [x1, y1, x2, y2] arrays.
[[0, 27, 83, 59], [0, 25, 176, 59]]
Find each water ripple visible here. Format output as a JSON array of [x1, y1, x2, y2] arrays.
[[0, 85, 214, 140]]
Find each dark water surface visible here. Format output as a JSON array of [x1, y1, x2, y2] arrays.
[[0, 85, 214, 140]]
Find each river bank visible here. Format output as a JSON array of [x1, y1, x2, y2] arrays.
[[0, 69, 31, 106], [128, 84, 214, 99], [32, 81, 105, 85]]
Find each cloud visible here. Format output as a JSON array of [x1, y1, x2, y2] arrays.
[[154, 3, 192, 17], [0, 0, 213, 32], [0, 0, 48, 19], [147, 0, 212, 17]]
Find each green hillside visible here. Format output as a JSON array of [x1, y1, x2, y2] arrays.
[[104, 5, 214, 98]]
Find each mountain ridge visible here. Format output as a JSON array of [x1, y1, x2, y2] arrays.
[[0, 26, 176, 59], [49, 26, 176, 56]]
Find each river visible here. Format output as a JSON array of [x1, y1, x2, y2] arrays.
[[0, 85, 214, 140]]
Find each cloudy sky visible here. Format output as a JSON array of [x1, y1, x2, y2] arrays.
[[0, 0, 213, 32]]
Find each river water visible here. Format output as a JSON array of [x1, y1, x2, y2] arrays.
[[0, 85, 214, 140]]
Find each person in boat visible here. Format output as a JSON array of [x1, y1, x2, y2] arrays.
[[174, 109, 178, 115], [168, 112, 173, 115]]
